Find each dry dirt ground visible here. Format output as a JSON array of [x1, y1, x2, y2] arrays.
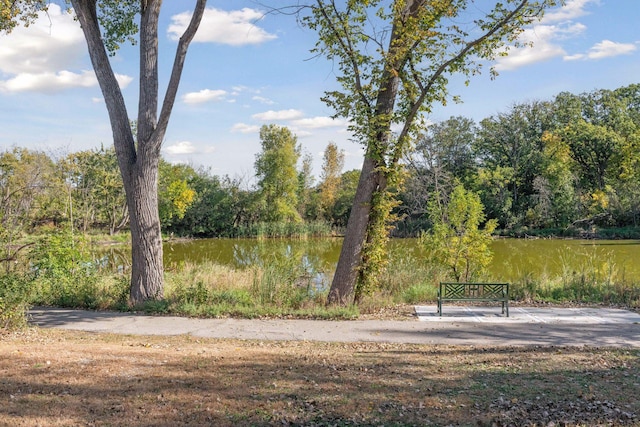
[[1, 328, 639, 426]]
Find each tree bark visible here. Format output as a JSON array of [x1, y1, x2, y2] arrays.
[[327, 154, 381, 305], [127, 157, 164, 301]]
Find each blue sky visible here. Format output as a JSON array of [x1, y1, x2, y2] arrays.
[[0, 0, 638, 182]]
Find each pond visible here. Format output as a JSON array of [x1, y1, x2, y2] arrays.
[[489, 238, 640, 282], [143, 237, 640, 282]]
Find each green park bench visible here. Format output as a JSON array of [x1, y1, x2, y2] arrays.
[[437, 282, 510, 317]]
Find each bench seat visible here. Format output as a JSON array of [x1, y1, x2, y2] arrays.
[[437, 282, 509, 317]]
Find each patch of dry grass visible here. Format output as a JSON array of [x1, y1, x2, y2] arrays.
[[1, 329, 638, 426]]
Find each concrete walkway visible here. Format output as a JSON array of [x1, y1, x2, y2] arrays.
[[28, 306, 640, 347]]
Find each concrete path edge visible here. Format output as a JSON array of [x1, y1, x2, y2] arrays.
[[27, 306, 640, 348]]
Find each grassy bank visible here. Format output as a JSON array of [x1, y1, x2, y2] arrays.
[[2, 231, 640, 329], [3, 258, 640, 328], [1, 329, 638, 426]]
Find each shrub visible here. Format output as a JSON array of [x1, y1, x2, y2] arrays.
[[0, 274, 31, 330], [29, 230, 102, 308], [421, 185, 497, 282]]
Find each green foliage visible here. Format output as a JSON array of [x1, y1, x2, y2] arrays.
[[29, 230, 102, 308], [559, 120, 623, 191], [318, 142, 345, 220], [255, 125, 302, 224], [0, 0, 46, 33], [422, 185, 497, 282], [0, 273, 31, 330], [472, 166, 515, 229], [399, 116, 478, 235], [305, 0, 556, 147], [62, 147, 127, 234], [96, 0, 139, 55], [297, 152, 315, 220], [329, 169, 360, 228], [235, 221, 334, 239], [475, 101, 553, 219], [1, 148, 65, 237], [158, 161, 197, 227], [165, 172, 256, 237]]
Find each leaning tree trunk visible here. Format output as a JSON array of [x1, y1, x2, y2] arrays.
[[324, 0, 415, 306], [327, 155, 382, 305], [327, 60, 401, 306]]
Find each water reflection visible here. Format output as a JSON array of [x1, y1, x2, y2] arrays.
[[162, 238, 343, 271], [100, 238, 640, 282]]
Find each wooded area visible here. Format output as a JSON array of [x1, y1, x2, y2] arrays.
[[2, 84, 639, 249]]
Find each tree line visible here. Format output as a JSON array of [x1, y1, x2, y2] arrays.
[[400, 83, 640, 237], [0, 132, 356, 247], [3, 83, 639, 247]]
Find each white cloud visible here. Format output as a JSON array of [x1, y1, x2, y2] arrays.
[[0, 70, 94, 93], [0, 4, 85, 75], [0, 3, 133, 93], [0, 70, 132, 93], [232, 85, 249, 93], [168, 7, 277, 46], [252, 109, 304, 121], [563, 53, 584, 61], [114, 73, 134, 88], [492, 0, 603, 71], [583, 40, 637, 59], [290, 116, 347, 129], [252, 96, 275, 105], [231, 123, 260, 134], [183, 89, 228, 104], [164, 141, 197, 155], [163, 141, 215, 155], [495, 23, 586, 71], [542, 0, 597, 23]]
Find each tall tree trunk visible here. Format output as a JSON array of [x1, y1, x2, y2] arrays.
[[72, 0, 206, 305]]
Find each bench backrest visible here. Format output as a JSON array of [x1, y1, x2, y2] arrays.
[[440, 282, 509, 298]]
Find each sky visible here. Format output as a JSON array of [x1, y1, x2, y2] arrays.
[[0, 0, 638, 183]]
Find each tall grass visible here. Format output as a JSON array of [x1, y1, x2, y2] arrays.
[[373, 241, 640, 309], [508, 248, 640, 306], [161, 259, 356, 318]]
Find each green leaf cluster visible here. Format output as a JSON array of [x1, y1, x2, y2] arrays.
[[0, 0, 46, 33]]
